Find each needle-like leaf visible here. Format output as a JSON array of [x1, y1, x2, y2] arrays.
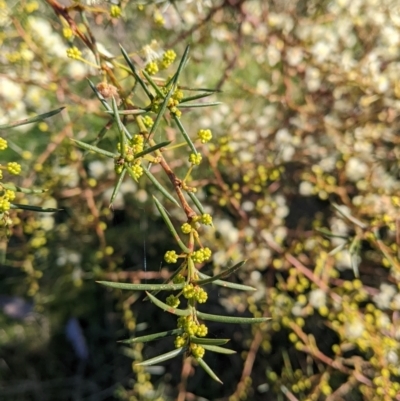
[[120, 45, 154, 100], [153, 196, 190, 253], [136, 347, 187, 366], [2, 183, 47, 194], [135, 141, 171, 158], [197, 271, 256, 291], [145, 291, 191, 316], [0, 107, 65, 129], [119, 328, 183, 344], [110, 168, 126, 205], [194, 260, 246, 286], [142, 168, 180, 207], [70, 138, 117, 158], [196, 358, 223, 384], [97, 281, 185, 291], [201, 344, 236, 354], [196, 310, 270, 324], [190, 337, 230, 346]]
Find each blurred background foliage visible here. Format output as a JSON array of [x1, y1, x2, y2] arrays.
[[1, 0, 400, 400]]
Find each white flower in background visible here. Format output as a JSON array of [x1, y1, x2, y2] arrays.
[[299, 181, 314, 196], [380, 25, 400, 47], [373, 284, 397, 309], [309, 289, 327, 308], [88, 160, 114, 179], [281, 145, 295, 162], [311, 41, 333, 64], [391, 293, 400, 310], [386, 349, 399, 365], [57, 248, 82, 266], [286, 47, 303, 66], [215, 218, 239, 245], [335, 250, 352, 270], [28, 17, 67, 59], [253, 247, 271, 269], [275, 128, 292, 144], [239, 151, 254, 163], [345, 157, 368, 182], [54, 166, 80, 188], [141, 40, 163, 63], [345, 318, 365, 339], [373, 75, 390, 93], [256, 80, 270, 96], [266, 43, 281, 67], [0, 76, 23, 103], [305, 66, 321, 92], [319, 156, 336, 172]]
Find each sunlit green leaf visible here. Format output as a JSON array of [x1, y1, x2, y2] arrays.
[[187, 191, 205, 214], [97, 281, 185, 291], [2, 183, 47, 194], [142, 168, 180, 207], [110, 168, 126, 205], [136, 347, 187, 366], [145, 291, 191, 316], [153, 196, 190, 253], [135, 140, 171, 158], [70, 138, 117, 158], [172, 115, 197, 155], [197, 271, 256, 291], [190, 337, 230, 346], [202, 344, 236, 354], [194, 260, 246, 285], [120, 45, 154, 100], [196, 357, 223, 384], [196, 310, 270, 324], [142, 69, 165, 98], [179, 102, 222, 108], [87, 79, 112, 111]]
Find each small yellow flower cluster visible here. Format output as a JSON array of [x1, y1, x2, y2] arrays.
[[166, 294, 180, 308], [7, 162, 22, 175], [0, 137, 8, 150], [177, 316, 208, 338], [63, 27, 73, 40], [110, 5, 121, 18], [130, 164, 143, 181], [160, 50, 177, 69], [25, 1, 39, 13], [114, 136, 144, 179], [142, 115, 154, 128], [0, 197, 11, 213], [66, 46, 82, 60], [200, 213, 212, 225], [0, 188, 15, 213], [190, 343, 205, 358], [172, 273, 185, 284], [174, 334, 187, 348], [197, 129, 213, 144], [164, 250, 178, 263], [189, 153, 202, 165], [145, 49, 176, 76], [191, 247, 212, 263], [182, 283, 208, 303], [181, 222, 192, 234], [153, 10, 164, 26], [145, 61, 158, 75]]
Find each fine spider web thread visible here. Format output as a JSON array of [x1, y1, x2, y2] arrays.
[[140, 209, 148, 283]]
